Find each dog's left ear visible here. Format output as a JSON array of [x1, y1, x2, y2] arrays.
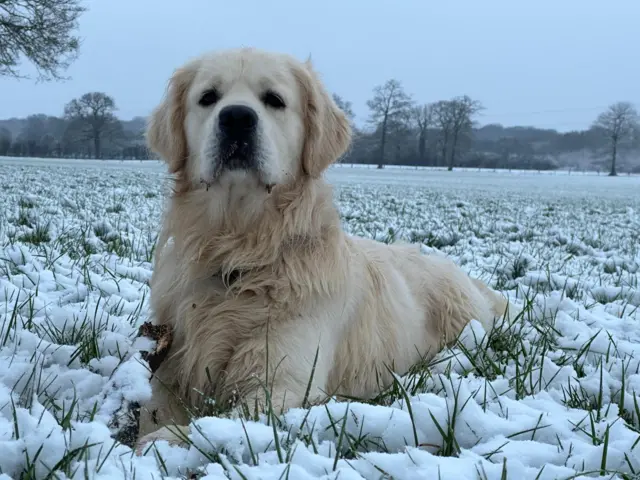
[[294, 60, 352, 178]]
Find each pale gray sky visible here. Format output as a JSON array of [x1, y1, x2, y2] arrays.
[[1, 0, 639, 132]]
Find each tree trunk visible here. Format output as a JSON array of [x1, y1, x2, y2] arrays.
[[94, 133, 101, 159], [448, 128, 461, 171], [418, 130, 426, 162], [378, 116, 387, 169], [609, 137, 618, 176], [441, 130, 449, 167]]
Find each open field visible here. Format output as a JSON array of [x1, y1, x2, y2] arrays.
[[1, 157, 640, 479]]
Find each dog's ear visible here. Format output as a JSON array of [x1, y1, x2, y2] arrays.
[[294, 60, 352, 178], [146, 66, 195, 173]]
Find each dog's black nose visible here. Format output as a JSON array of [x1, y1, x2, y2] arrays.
[[218, 105, 258, 136]]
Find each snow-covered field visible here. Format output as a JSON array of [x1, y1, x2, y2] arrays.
[[1, 157, 640, 479]]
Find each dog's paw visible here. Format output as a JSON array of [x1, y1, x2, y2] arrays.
[[135, 425, 190, 455]]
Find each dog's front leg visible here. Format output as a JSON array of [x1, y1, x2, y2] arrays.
[[136, 357, 191, 454], [222, 321, 336, 415]]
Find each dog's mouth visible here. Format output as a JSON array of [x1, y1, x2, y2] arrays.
[[200, 139, 275, 194], [219, 141, 254, 171], [199, 176, 276, 195]]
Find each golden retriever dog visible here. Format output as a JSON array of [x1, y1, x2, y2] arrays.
[[135, 47, 511, 453]]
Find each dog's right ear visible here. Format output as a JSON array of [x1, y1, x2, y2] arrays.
[[146, 66, 195, 173]]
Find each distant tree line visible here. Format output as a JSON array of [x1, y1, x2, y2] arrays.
[[334, 79, 640, 175], [0, 92, 150, 160], [1, 88, 639, 174]]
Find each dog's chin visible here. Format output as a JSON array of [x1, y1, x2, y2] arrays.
[[199, 161, 276, 195]]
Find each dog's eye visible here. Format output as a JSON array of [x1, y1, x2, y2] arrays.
[[262, 91, 286, 109], [198, 89, 220, 107]]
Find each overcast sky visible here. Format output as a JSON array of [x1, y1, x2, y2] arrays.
[[1, 0, 639, 132]]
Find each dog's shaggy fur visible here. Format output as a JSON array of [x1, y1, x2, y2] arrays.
[[136, 47, 511, 452]]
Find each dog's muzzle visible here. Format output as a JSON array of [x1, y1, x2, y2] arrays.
[[216, 104, 258, 170]]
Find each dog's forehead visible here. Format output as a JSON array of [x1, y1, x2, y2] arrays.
[[191, 50, 299, 94]]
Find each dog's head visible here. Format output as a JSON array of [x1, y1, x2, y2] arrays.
[[147, 48, 351, 196]]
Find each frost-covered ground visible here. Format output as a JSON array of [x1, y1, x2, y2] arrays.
[[1, 157, 640, 479]]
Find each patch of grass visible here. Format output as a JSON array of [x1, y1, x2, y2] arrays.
[[18, 222, 51, 245], [105, 203, 125, 214], [18, 197, 37, 209]]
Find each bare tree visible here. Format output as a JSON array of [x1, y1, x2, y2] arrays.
[[64, 92, 118, 159], [432, 100, 455, 167], [0, 0, 86, 81], [367, 79, 414, 168], [411, 103, 434, 163], [447, 96, 483, 171], [592, 101, 639, 176]]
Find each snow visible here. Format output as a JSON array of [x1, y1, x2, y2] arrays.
[[1, 156, 639, 479]]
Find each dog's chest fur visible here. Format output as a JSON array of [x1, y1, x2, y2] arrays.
[[150, 258, 310, 409], [148, 195, 348, 411]]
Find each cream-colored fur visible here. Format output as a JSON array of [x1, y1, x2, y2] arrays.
[[135, 47, 511, 454]]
